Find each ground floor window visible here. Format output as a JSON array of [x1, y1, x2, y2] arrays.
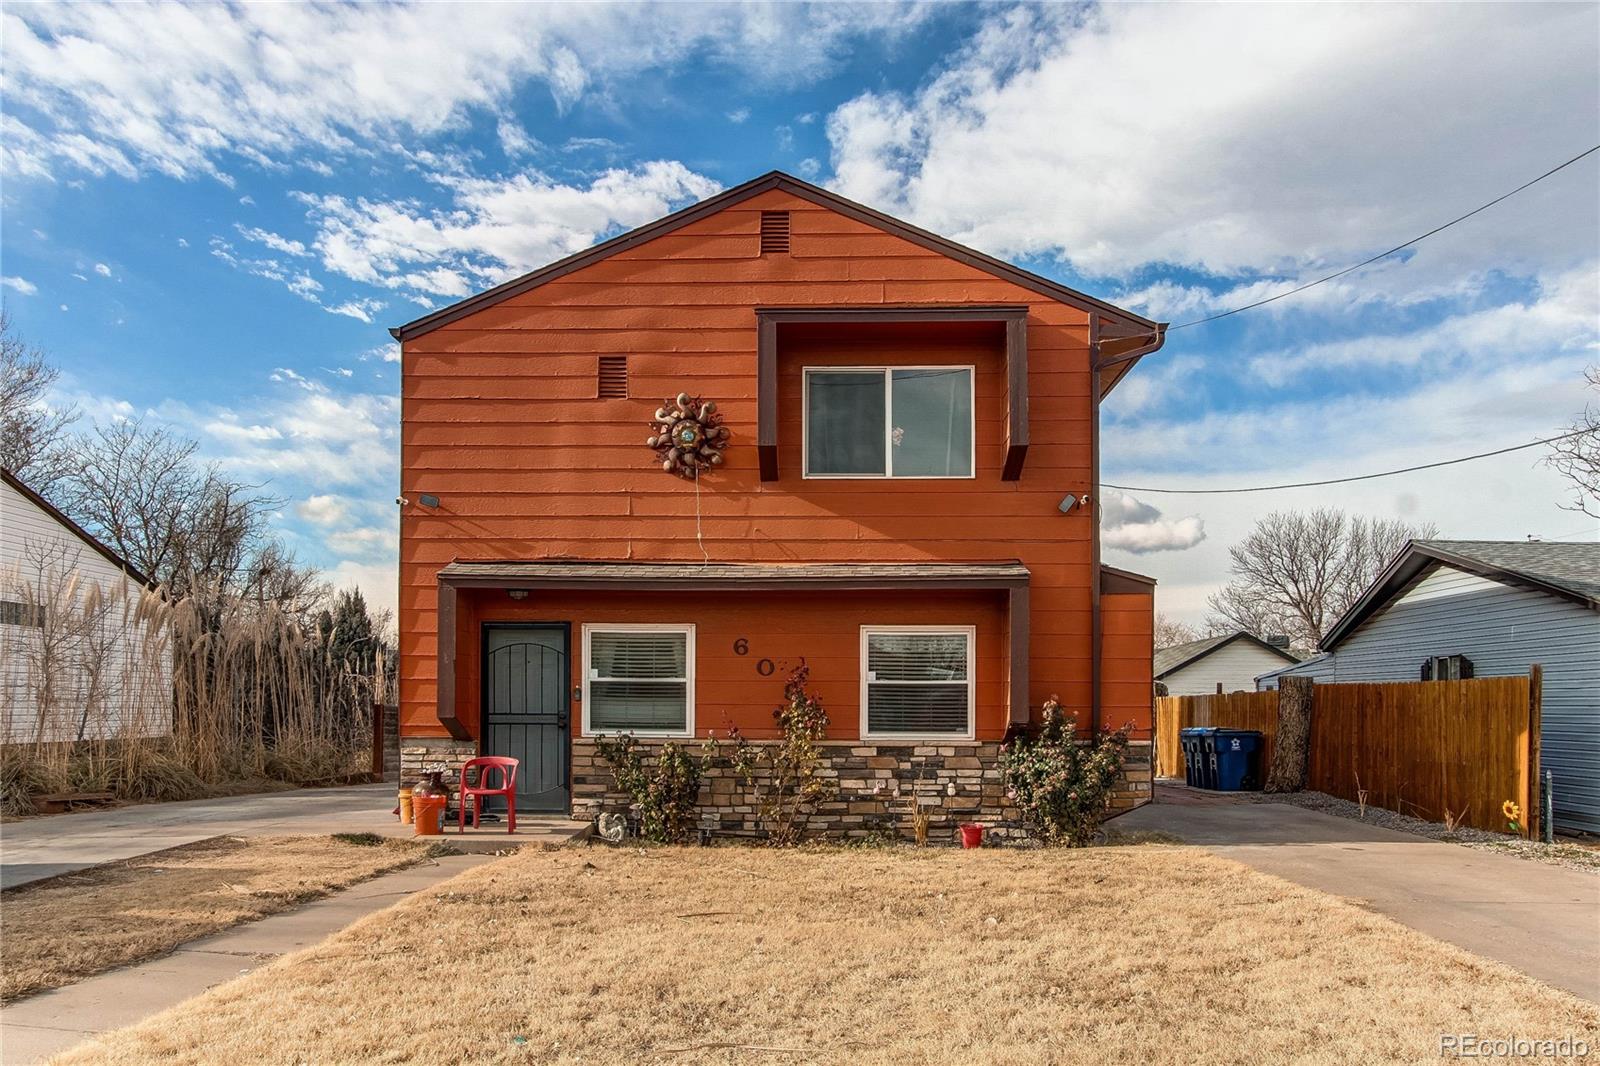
[[860, 625, 975, 740], [582, 624, 694, 737]]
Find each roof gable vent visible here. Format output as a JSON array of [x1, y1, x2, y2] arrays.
[[759, 211, 791, 255], [598, 355, 628, 398]]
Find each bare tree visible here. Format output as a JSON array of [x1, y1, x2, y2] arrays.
[[1154, 613, 1200, 649], [51, 419, 313, 605], [1544, 366, 1600, 519], [1206, 508, 1436, 649], [0, 312, 78, 488]]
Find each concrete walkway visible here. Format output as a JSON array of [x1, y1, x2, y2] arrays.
[[1120, 785, 1600, 1003], [0, 852, 497, 1065], [0, 784, 398, 888]]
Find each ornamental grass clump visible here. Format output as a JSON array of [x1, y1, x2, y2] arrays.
[[999, 696, 1131, 846]]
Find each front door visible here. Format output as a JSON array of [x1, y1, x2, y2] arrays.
[[482, 625, 570, 812]]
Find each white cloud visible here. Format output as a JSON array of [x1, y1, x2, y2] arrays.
[[727, 108, 751, 124], [238, 194, 255, 206], [291, 161, 720, 303], [4, 2, 931, 181], [237, 225, 311, 258], [324, 298, 386, 324], [1, 276, 38, 295], [1243, 266, 1599, 387], [496, 119, 539, 159], [176, 237, 189, 248], [92, 262, 111, 277], [326, 524, 398, 557], [296, 494, 348, 526], [323, 559, 397, 621], [1100, 491, 1206, 554], [825, 4, 1599, 286]]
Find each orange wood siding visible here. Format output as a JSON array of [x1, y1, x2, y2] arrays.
[[1101, 590, 1155, 734], [454, 589, 1007, 741], [400, 188, 1144, 741]]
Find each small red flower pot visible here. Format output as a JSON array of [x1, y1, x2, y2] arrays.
[[959, 824, 983, 849]]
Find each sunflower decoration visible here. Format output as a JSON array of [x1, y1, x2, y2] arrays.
[[1502, 799, 1523, 835], [647, 392, 729, 479]]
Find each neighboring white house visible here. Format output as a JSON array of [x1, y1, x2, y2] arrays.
[[1256, 540, 1600, 836], [1154, 631, 1300, 696], [0, 468, 169, 744]]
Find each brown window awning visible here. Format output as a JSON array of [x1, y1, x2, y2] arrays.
[[755, 306, 1030, 482], [433, 560, 1031, 739]]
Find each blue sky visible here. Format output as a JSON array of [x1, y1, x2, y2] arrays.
[[2, 2, 1597, 624]]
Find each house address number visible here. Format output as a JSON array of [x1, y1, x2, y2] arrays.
[[733, 637, 801, 678]]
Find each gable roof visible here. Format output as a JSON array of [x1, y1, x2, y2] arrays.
[[1321, 539, 1600, 650], [1, 468, 155, 588], [1153, 630, 1300, 679], [389, 171, 1165, 394]]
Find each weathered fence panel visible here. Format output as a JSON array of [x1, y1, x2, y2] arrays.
[[1306, 676, 1531, 833], [1156, 675, 1536, 834], [1155, 690, 1279, 778]]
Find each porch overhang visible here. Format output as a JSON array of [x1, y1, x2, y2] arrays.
[[433, 560, 1032, 739]]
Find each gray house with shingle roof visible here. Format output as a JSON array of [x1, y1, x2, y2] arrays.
[[1257, 540, 1600, 834], [1155, 631, 1300, 696]]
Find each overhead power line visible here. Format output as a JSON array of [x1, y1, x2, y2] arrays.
[[1098, 143, 1600, 365], [1102, 429, 1593, 495]]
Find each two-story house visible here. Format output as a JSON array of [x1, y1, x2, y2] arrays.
[[391, 171, 1164, 838]]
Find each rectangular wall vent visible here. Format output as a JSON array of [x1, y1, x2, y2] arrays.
[[759, 211, 791, 255], [598, 355, 628, 398]]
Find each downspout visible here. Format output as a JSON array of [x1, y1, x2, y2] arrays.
[[1090, 318, 1168, 736], [1089, 315, 1102, 737]]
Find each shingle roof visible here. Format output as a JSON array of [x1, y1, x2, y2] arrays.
[[1153, 631, 1300, 679], [1320, 539, 1599, 649], [1414, 540, 1600, 602]]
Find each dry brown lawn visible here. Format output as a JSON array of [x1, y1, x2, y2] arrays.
[[52, 845, 1600, 1066], [2, 834, 430, 1002]]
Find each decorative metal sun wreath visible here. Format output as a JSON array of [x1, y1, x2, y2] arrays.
[[647, 392, 729, 479]]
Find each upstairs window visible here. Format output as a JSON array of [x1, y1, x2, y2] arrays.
[[804, 367, 974, 478], [583, 624, 694, 737], [1421, 654, 1473, 681], [861, 626, 975, 740]]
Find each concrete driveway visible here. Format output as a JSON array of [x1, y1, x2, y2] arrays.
[[0, 784, 396, 889], [1120, 786, 1600, 1003]]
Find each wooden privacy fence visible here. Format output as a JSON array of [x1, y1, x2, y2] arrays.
[[1155, 673, 1541, 836]]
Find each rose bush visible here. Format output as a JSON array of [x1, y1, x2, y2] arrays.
[[999, 696, 1131, 846]]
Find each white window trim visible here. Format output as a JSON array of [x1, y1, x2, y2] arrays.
[[802, 366, 977, 480], [859, 624, 977, 742], [581, 623, 696, 738]]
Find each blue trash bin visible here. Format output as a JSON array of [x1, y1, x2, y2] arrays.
[[1211, 729, 1264, 791], [1181, 727, 1220, 788], [1177, 727, 1209, 787]]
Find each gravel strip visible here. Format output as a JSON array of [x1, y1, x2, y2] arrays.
[[1244, 790, 1600, 874]]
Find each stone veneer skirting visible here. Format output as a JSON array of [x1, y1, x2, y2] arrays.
[[401, 735, 1152, 844]]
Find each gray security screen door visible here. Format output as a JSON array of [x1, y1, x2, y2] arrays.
[[482, 625, 570, 813]]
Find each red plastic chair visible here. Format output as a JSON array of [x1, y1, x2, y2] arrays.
[[457, 756, 519, 834]]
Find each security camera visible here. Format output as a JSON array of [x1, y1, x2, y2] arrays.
[[395, 496, 410, 507]]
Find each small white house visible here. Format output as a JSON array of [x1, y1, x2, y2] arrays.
[[0, 468, 169, 744], [1257, 539, 1600, 835], [1154, 631, 1300, 696]]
